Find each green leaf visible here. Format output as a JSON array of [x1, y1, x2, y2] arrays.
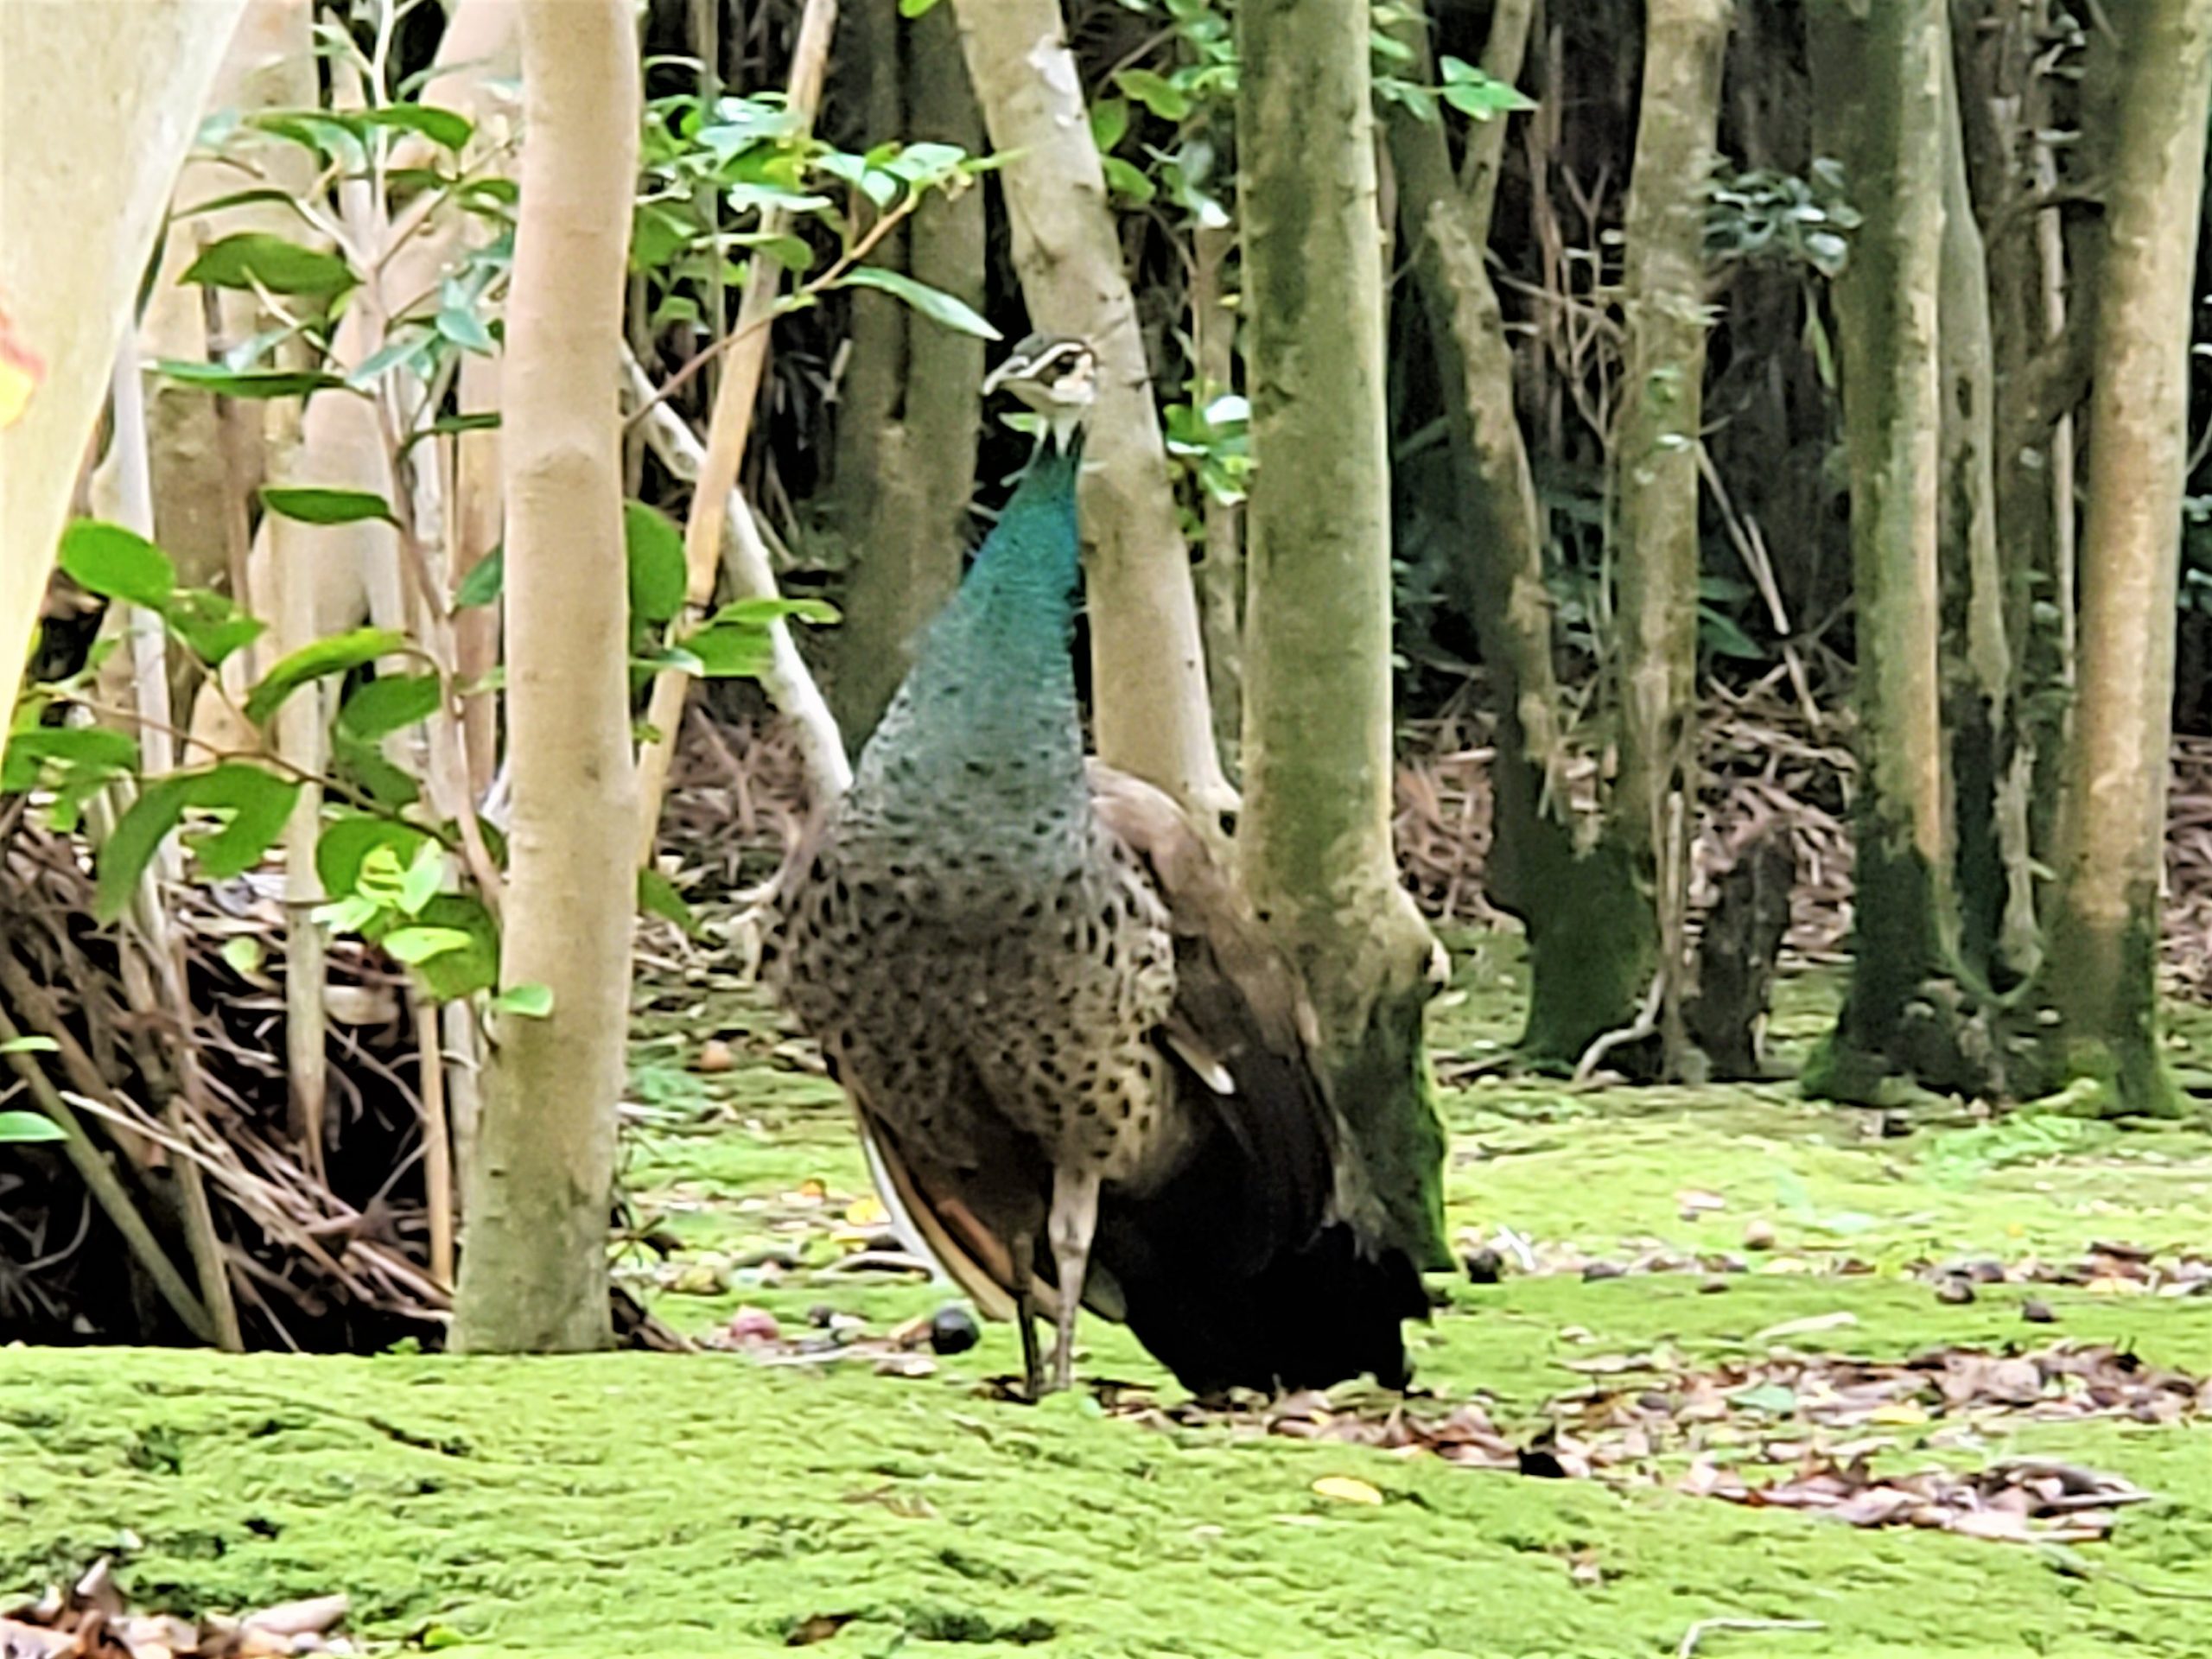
[[160, 588, 265, 667], [346, 327, 439, 387], [836, 267, 999, 341], [1730, 1382, 1799, 1416], [1090, 98, 1130, 154], [95, 764, 298, 918], [219, 936, 266, 976], [398, 841, 445, 915], [398, 894, 499, 1000], [897, 0, 942, 14], [1114, 68, 1192, 122], [638, 867, 699, 935], [59, 522, 175, 608], [331, 728, 423, 810], [339, 673, 442, 740], [454, 546, 505, 609], [702, 595, 839, 627], [96, 774, 195, 919], [0, 1111, 68, 1145], [183, 765, 301, 878], [382, 925, 474, 964], [0, 1037, 60, 1055], [316, 812, 433, 897], [244, 627, 407, 725], [0, 727, 141, 795], [489, 982, 555, 1019], [625, 501, 689, 625], [435, 305, 497, 354], [260, 486, 397, 527], [361, 103, 474, 153], [181, 232, 359, 299], [154, 360, 353, 400], [1101, 156, 1156, 205], [677, 621, 772, 679], [1698, 607, 1766, 662]]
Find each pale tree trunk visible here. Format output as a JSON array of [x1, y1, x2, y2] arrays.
[[828, 1, 985, 741], [2043, 0, 2212, 1119], [1384, 2, 1647, 1066], [949, 0, 1233, 824], [450, 0, 640, 1352], [1804, 0, 1956, 1102], [1192, 222, 1243, 760], [1612, 0, 1731, 1080], [0, 0, 246, 724], [1933, 20, 2028, 992], [130, 0, 316, 602], [1236, 0, 1446, 1271]]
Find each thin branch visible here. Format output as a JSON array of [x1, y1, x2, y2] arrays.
[[632, 0, 842, 868], [0, 1002, 216, 1344]]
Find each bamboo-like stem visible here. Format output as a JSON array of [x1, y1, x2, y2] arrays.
[[0, 1001, 216, 1343], [624, 353, 850, 804], [97, 334, 245, 1347], [693, 0, 725, 404], [413, 992, 455, 1287], [440, 998, 483, 1215], [266, 398, 331, 1179], [634, 0, 840, 866]]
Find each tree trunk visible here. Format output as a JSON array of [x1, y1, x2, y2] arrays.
[[2042, 0, 2212, 1118], [1236, 0, 1446, 1271], [1383, 3, 1647, 1066], [950, 0, 1233, 824], [1933, 17, 2025, 991], [0, 0, 246, 729], [1803, 0, 1957, 1103], [1612, 0, 1731, 1079], [829, 2, 985, 741], [449, 0, 640, 1352]]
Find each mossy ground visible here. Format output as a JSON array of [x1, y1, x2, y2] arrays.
[[5, 933, 2211, 1657]]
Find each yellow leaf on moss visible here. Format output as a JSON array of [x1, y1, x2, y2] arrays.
[[1312, 1476, 1382, 1506]]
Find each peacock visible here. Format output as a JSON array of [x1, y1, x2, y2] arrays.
[[766, 334, 1425, 1396]]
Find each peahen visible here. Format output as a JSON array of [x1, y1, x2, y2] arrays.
[[766, 334, 1425, 1396]]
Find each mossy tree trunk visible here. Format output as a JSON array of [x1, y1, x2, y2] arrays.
[[1612, 0, 1732, 1079], [1237, 0, 1446, 1270], [1383, 1, 1649, 1067], [827, 1, 985, 741], [2039, 0, 2212, 1118], [1933, 21, 2030, 994], [1802, 0, 1959, 1103], [950, 0, 1234, 824], [450, 0, 640, 1352]]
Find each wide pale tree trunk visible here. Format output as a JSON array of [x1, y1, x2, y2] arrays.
[[1612, 0, 1731, 1079], [1236, 0, 1446, 1270], [948, 0, 1233, 824], [450, 0, 640, 1352], [0, 1, 246, 724], [2042, 1, 2212, 1118], [1802, 0, 1957, 1103]]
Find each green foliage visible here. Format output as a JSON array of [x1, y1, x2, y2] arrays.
[[633, 88, 998, 340], [0, 1110, 68, 1145], [1707, 159, 1863, 277], [242, 628, 409, 726], [181, 232, 358, 300], [259, 486, 398, 528], [58, 521, 269, 668]]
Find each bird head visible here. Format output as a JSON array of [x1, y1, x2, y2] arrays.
[[982, 334, 1097, 454]]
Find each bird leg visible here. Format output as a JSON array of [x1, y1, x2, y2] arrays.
[[1007, 1224, 1045, 1400], [1045, 1166, 1102, 1394]]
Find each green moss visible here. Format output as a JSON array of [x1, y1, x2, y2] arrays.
[[6, 948, 2211, 1657]]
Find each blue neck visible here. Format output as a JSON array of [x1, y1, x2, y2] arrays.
[[849, 440, 1088, 832]]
